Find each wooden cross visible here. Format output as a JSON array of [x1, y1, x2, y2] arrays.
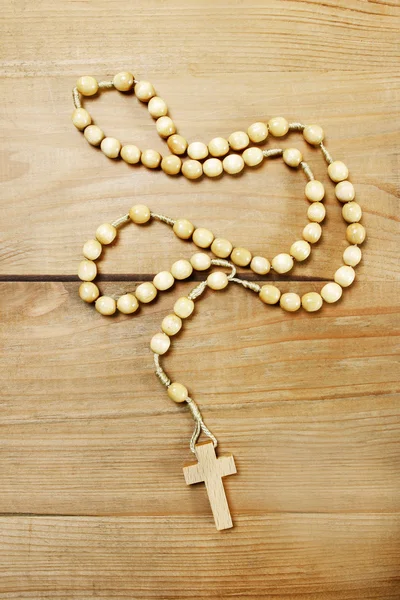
[[183, 440, 237, 530]]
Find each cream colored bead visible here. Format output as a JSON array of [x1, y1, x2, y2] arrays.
[[346, 223, 366, 245], [271, 253, 294, 274], [100, 137, 121, 159], [117, 293, 139, 314], [230, 247, 252, 267], [321, 282, 343, 304], [208, 137, 229, 157], [247, 122, 268, 143], [242, 147, 264, 167], [307, 202, 326, 223], [161, 314, 182, 336], [78, 260, 97, 281], [223, 154, 245, 175], [76, 76, 98, 96], [303, 222, 322, 243], [79, 282, 99, 303], [141, 149, 161, 169], [228, 131, 249, 151], [170, 259, 193, 280], [334, 265, 355, 288], [173, 219, 195, 240], [95, 296, 117, 316], [302, 292, 323, 312], [187, 142, 208, 160], [129, 204, 151, 224], [156, 116, 176, 138], [303, 124, 324, 145], [343, 245, 362, 267], [72, 108, 91, 130], [147, 96, 168, 118], [328, 160, 348, 183], [342, 202, 362, 223], [84, 125, 105, 146], [211, 238, 232, 258], [135, 282, 157, 303], [121, 144, 141, 164], [268, 116, 289, 137], [280, 292, 301, 312], [182, 159, 203, 180], [150, 332, 171, 355], [290, 240, 311, 261], [250, 256, 270, 275], [153, 271, 175, 291], [113, 71, 134, 92], [96, 223, 117, 245], [207, 271, 229, 290], [305, 180, 325, 202], [192, 228, 214, 248], [203, 158, 223, 178], [167, 134, 187, 155], [174, 296, 194, 319], [335, 180, 355, 203], [283, 148, 303, 168], [134, 80, 156, 102], [161, 155, 182, 175], [168, 382, 188, 403], [83, 239, 102, 260], [190, 253, 211, 271], [259, 284, 281, 305]]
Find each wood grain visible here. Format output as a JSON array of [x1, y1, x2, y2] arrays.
[[0, 0, 399, 597]]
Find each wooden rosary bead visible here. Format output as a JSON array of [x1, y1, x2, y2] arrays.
[[148, 96, 168, 118], [113, 71, 134, 92], [100, 137, 121, 158], [173, 218, 195, 240], [280, 292, 301, 312], [79, 282, 99, 303], [328, 160, 348, 182], [153, 271, 175, 290], [141, 149, 161, 169], [167, 134, 188, 155], [129, 204, 151, 224], [162, 314, 182, 336], [207, 271, 229, 290], [117, 293, 139, 314], [171, 259, 193, 280], [76, 76, 98, 96], [342, 201, 362, 223], [305, 180, 325, 202], [303, 124, 324, 145], [190, 253, 212, 271], [335, 181, 355, 202], [161, 155, 182, 175], [334, 265, 355, 287], [135, 282, 157, 303], [182, 159, 203, 180], [121, 144, 141, 164], [283, 148, 302, 167], [192, 228, 214, 248], [187, 142, 208, 160], [321, 282, 342, 304], [84, 125, 105, 146], [242, 147, 263, 167], [343, 245, 362, 267], [303, 222, 322, 244], [301, 292, 323, 312], [228, 131, 250, 151], [203, 158, 223, 178], [174, 296, 194, 319], [95, 296, 117, 315], [208, 137, 229, 157], [168, 382, 188, 403], [247, 122, 268, 143], [271, 253, 293, 274], [72, 108, 91, 130], [346, 223, 366, 245], [222, 154, 245, 175], [259, 284, 281, 305], [96, 223, 117, 244], [250, 256, 270, 275], [307, 202, 326, 223], [78, 260, 97, 281], [150, 332, 171, 355], [83, 239, 102, 260], [211, 238, 232, 258], [156, 116, 176, 138], [268, 116, 289, 137], [230, 247, 252, 267], [134, 80, 156, 102], [290, 240, 311, 261]]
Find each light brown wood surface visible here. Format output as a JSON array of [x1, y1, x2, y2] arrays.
[[0, 1, 399, 598]]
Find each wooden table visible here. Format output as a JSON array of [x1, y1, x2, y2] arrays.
[[1, 1, 399, 598]]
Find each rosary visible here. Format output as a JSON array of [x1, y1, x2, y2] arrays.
[[72, 71, 366, 531]]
